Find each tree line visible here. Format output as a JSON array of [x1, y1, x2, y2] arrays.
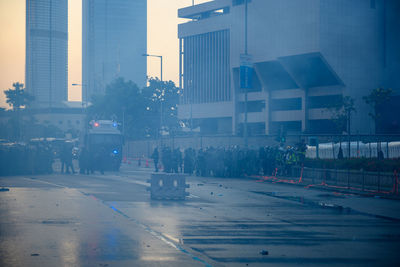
[[0, 78, 182, 141], [0, 78, 395, 141], [87, 77, 181, 139]]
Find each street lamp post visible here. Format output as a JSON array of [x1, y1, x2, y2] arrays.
[[142, 53, 163, 143], [142, 54, 163, 82], [243, 0, 249, 147]]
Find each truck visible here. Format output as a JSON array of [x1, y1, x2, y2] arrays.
[[84, 120, 123, 171]]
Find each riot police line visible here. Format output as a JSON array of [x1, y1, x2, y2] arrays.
[[0, 139, 109, 176], [0, 141, 54, 176], [151, 141, 307, 178]]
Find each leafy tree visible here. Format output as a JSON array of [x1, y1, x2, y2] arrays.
[[87, 77, 181, 140], [363, 87, 393, 132], [142, 77, 181, 137], [88, 77, 146, 138], [4, 82, 34, 110], [3, 82, 34, 141], [328, 95, 356, 134]]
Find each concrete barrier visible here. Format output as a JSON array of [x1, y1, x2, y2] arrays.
[[147, 173, 190, 200]]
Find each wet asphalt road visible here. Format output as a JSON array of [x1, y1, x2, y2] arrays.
[[1, 164, 400, 266]]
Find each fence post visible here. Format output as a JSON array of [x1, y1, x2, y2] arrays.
[[387, 141, 389, 159], [362, 170, 365, 191], [378, 171, 381, 192], [392, 171, 396, 194], [369, 141, 372, 158], [335, 168, 338, 185], [312, 168, 315, 184]]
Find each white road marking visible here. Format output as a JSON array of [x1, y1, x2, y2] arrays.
[[24, 177, 66, 188]]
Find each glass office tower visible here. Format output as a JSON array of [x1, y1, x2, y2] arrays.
[[82, 0, 147, 102], [26, 0, 68, 108]]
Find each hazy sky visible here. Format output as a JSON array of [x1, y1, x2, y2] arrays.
[[0, 0, 210, 108]]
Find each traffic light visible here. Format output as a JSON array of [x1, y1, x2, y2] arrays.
[[275, 130, 286, 143]]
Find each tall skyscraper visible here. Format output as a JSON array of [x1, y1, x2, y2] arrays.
[[82, 0, 147, 103], [26, 0, 68, 108]]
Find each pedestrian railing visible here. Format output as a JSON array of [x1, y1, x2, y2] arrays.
[[291, 166, 398, 194]]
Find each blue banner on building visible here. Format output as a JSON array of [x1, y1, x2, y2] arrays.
[[240, 54, 253, 89]]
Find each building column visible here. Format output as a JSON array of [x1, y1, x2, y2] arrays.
[[264, 90, 270, 135], [301, 88, 308, 132]]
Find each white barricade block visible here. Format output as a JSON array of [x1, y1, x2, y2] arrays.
[[147, 173, 190, 200]]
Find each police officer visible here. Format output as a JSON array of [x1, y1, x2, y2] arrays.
[[151, 147, 159, 172]]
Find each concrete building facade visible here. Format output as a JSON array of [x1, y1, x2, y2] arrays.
[[178, 0, 400, 135], [82, 0, 147, 103], [25, 0, 68, 108]]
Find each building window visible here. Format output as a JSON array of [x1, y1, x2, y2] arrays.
[[308, 95, 342, 109], [238, 100, 265, 113], [270, 121, 302, 134], [308, 120, 343, 134], [238, 122, 265, 136], [270, 98, 302, 111], [233, 0, 252, 6], [182, 30, 230, 104]]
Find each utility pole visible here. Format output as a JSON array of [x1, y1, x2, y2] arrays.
[[142, 54, 163, 145], [243, 0, 249, 147], [14, 82, 23, 141], [348, 108, 351, 158]]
